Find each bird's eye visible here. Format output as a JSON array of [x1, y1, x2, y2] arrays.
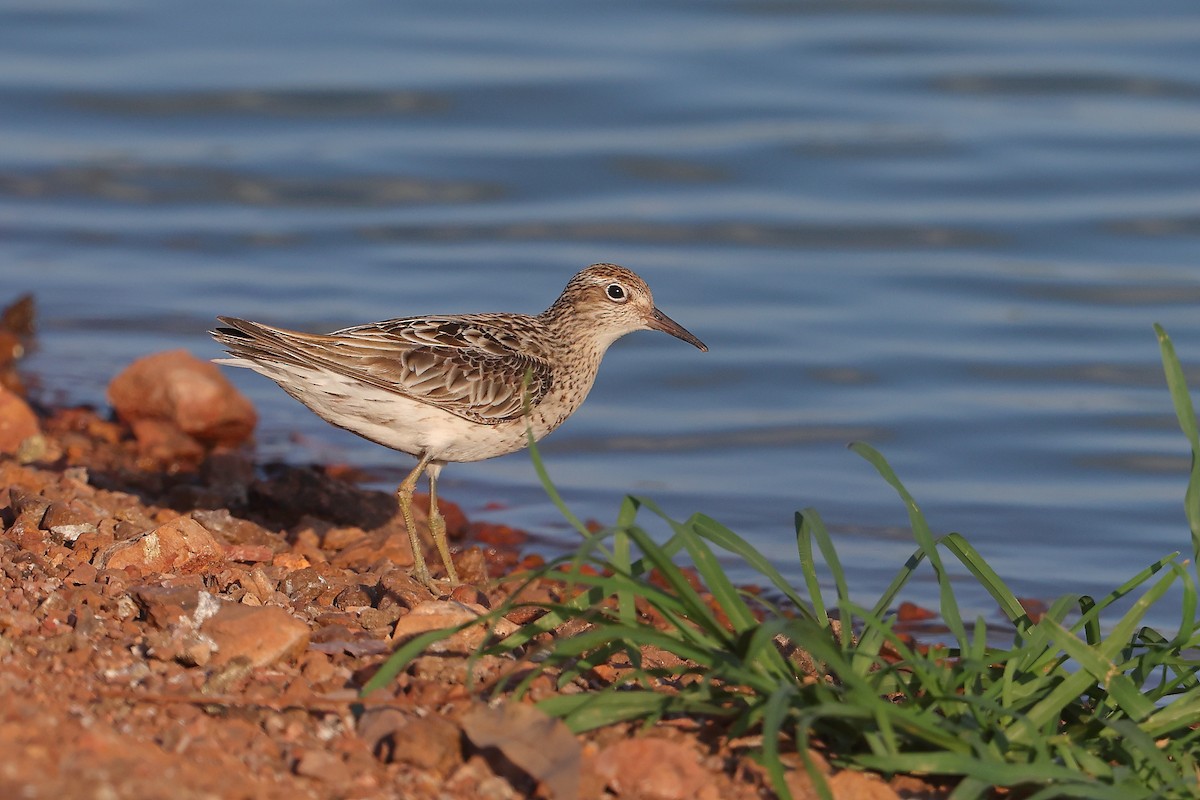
[[606, 283, 627, 302]]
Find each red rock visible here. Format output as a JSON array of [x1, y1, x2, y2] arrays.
[[107, 349, 256, 447], [129, 417, 206, 463], [272, 552, 311, 571], [64, 561, 98, 586], [131, 577, 211, 627], [360, 708, 463, 772], [7, 486, 51, 519], [0, 385, 39, 455], [380, 714, 462, 773], [190, 508, 282, 552], [39, 501, 99, 542], [896, 601, 937, 622], [329, 530, 414, 571], [390, 600, 517, 654], [97, 517, 224, 574], [827, 769, 903, 800], [448, 582, 489, 607], [1017, 596, 1049, 623], [0, 331, 23, 368], [299, 650, 336, 685], [377, 567, 432, 612], [0, 293, 34, 337], [470, 522, 527, 547], [293, 749, 352, 784], [593, 738, 715, 800], [413, 493, 468, 539], [221, 544, 275, 563], [450, 546, 487, 585], [201, 603, 310, 668], [462, 703, 579, 799]]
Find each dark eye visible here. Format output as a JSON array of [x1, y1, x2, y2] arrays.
[[606, 283, 627, 302]]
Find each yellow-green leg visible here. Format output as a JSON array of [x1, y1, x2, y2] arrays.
[[397, 453, 433, 586], [426, 463, 459, 583]]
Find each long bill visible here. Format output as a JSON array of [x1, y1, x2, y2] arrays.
[[648, 307, 708, 352]]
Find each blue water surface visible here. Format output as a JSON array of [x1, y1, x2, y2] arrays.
[[3, 0, 1200, 627]]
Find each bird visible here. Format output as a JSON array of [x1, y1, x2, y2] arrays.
[[210, 263, 707, 587]]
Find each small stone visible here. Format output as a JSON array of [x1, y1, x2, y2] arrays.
[[7, 487, 50, 520], [357, 607, 399, 632], [222, 544, 275, 563], [452, 546, 488, 585], [299, 651, 336, 685], [827, 769, 903, 800], [201, 603, 310, 668], [391, 600, 517, 654], [128, 418, 206, 464], [293, 750, 352, 784], [190, 508, 282, 551], [64, 562, 98, 586], [377, 568, 432, 612], [282, 567, 331, 605], [271, 552, 311, 571], [462, 703, 580, 800], [329, 531, 413, 571], [107, 349, 256, 447], [131, 578, 211, 628], [40, 501, 99, 543], [594, 738, 715, 800], [333, 583, 374, 610], [449, 583, 489, 607], [0, 386, 39, 455], [359, 709, 462, 773], [97, 517, 224, 574]]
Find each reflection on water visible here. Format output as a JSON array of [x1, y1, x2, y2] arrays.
[[539, 424, 888, 455], [355, 220, 1001, 248], [2, 0, 1200, 628], [0, 162, 498, 206], [934, 73, 1200, 98], [65, 89, 448, 117]]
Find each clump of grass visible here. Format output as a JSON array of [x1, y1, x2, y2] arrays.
[[365, 325, 1200, 799]]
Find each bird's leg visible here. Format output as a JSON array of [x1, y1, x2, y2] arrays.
[[397, 453, 433, 587], [426, 463, 459, 583]]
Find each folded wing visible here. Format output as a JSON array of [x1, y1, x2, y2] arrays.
[[213, 315, 553, 424]]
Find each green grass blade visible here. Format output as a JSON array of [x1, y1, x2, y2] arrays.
[[1041, 620, 1155, 722], [852, 546, 925, 669], [1010, 566, 1180, 743], [688, 512, 811, 612], [613, 497, 639, 626], [797, 507, 855, 647], [525, 424, 592, 537], [1155, 323, 1200, 573], [760, 687, 799, 800], [850, 442, 968, 648], [942, 532, 1029, 628], [636, 499, 760, 634], [795, 510, 830, 627]]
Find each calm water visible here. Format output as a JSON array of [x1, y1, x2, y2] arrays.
[[4, 0, 1200, 626]]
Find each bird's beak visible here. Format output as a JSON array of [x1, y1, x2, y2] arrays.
[[648, 307, 708, 352]]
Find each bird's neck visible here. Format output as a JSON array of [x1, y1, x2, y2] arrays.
[[538, 303, 614, 360]]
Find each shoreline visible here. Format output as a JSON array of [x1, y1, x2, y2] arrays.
[[1, 341, 923, 799]]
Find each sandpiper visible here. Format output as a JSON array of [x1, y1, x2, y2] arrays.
[[211, 263, 706, 586]]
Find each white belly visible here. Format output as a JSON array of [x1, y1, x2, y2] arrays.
[[225, 359, 576, 463]]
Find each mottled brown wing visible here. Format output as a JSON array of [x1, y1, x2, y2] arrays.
[[220, 315, 554, 424]]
